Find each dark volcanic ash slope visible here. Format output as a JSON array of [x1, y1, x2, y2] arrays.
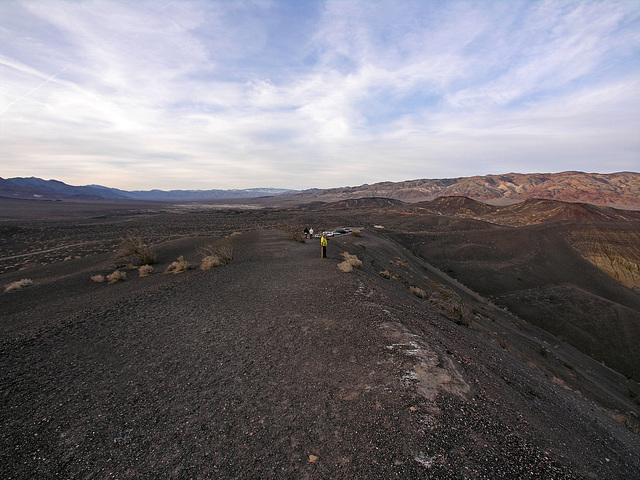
[[2, 229, 639, 478], [362, 197, 640, 382], [393, 223, 640, 380]]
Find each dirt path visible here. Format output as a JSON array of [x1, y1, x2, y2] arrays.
[[0, 241, 101, 261], [1, 230, 638, 478], [2, 231, 435, 478]]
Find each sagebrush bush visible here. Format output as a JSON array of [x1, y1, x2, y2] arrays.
[[165, 256, 190, 274], [107, 270, 126, 284], [380, 270, 391, 279], [139, 265, 154, 277], [201, 255, 221, 270], [116, 232, 156, 266], [198, 238, 234, 264], [338, 261, 353, 273], [4, 279, 33, 293], [427, 281, 472, 327], [410, 286, 426, 298], [91, 274, 105, 283], [341, 252, 363, 268], [338, 252, 363, 273]]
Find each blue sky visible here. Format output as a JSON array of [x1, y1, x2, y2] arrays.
[[1, 0, 639, 190]]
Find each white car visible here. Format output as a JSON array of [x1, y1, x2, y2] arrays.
[[322, 231, 334, 237]]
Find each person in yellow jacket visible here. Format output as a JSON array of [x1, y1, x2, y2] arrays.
[[321, 232, 328, 258]]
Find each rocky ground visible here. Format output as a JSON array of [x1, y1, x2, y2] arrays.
[[1, 201, 639, 479]]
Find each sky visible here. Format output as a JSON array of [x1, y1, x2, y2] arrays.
[[1, 0, 639, 191]]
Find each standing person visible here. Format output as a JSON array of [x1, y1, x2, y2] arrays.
[[309, 227, 314, 238], [321, 232, 328, 258], [304, 227, 309, 239]]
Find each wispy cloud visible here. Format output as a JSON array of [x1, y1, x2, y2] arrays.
[[1, 0, 638, 190]]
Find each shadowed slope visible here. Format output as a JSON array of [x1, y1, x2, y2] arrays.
[[392, 222, 640, 380]]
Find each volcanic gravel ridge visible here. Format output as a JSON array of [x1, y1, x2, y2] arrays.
[[1, 229, 639, 479]]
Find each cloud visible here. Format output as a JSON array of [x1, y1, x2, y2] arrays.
[[0, 0, 638, 190]]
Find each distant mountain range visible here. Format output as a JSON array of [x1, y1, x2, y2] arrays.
[[1, 171, 639, 207], [0, 177, 293, 202]]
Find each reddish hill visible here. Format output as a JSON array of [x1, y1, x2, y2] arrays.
[[404, 196, 640, 227], [299, 172, 640, 207]]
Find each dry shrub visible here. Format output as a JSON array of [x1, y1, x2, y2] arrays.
[[380, 270, 391, 279], [338, 261, 353, 273], [91, 274, 105, 283], [107, 270, 126, 284], [427, 281, 472, 327], [165, 256, 190, 274], [410, 286, 426, 298], [201, 255, 221, 270], [198, 238, 234, 264], [139, 264, 154, 277], [338, 252, 363, 273], [116, 232, 156, 266], [341, 252, 363, 268], [4, 279, 33, 293]]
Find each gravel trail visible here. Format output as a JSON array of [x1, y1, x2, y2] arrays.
[[1, 230, 638, 479]]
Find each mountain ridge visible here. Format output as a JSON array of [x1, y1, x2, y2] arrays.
[[1, 171, 639, 206], [296, 171, 640, 207], [1, 177, 293, 202]]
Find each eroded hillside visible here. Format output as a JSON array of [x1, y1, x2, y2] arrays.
[[295, 171, 640, 207], [568, 227, 640, 291]]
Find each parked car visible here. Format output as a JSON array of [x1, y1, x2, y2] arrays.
[[334, 229, 347, 235], [322, 231, 334, 237]]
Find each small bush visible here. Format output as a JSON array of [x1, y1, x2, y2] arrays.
[[427, 281, 473, 327], [165, 256, 190, 274], [107, 270, 126, 284], [338, 261, 353, 273], [116, 232, 156, 266], [338, 252, 363, 273], [91, 274, 105, 283], [4, 279, 33, 293], [350, 231, 362, 237], [198, 238, 234, 264], [410, 286, 426, 298], [201, 255, 221, 270], [380, 270, 391, 279], [341, 252, 363, 268], [139, 265, 154, 277]]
